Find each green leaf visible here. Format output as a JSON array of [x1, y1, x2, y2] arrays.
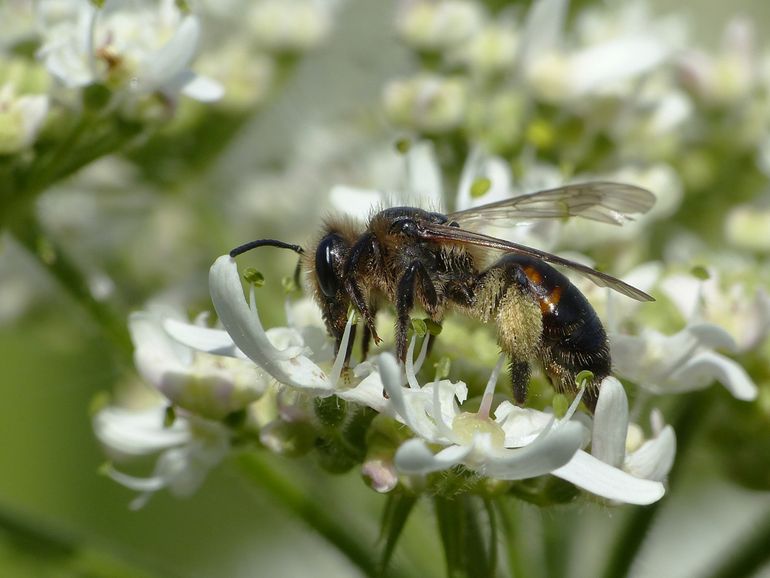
[[379, 494, 417, 573]]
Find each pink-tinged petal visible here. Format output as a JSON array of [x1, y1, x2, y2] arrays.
[[671, 351, 757, 400], [395, 438, 473, 475], [481, 421, 583, 480], [625, 426, 676, 482], [554, 451, 665, 505], [209, 256, 328, 390], [591, 377, 628, 468]]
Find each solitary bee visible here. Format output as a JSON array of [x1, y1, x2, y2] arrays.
[[231, 182, 655, 412]]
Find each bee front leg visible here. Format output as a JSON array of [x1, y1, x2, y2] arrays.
[[395, 261, 438, 362]]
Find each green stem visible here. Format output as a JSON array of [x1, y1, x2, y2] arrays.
[[0, 502, 169, 578], [600, 391, 712, 578], [496, 500, 531, 578], [236, 452, 385, 578], [542, 509, 572, 578], [10, 212, 133, 365]]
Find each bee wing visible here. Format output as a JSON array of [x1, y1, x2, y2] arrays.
[[417, 223, 654, 302], [449, 182, 656, 227]]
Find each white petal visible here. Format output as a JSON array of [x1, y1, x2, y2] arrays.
[[94, 405, 190, 457], [671, 350, 758, 400], [625, 426, 676, 482], [181, 73, 224, 102], [163, 318, 239, 356], [496, 403, 554, 447], [554, 451, 665, 505], [568, 36, 670, 95], [379, 353, 440, 440], [209, 256, 329, 390], [395, 438, 472, 474], [591, 377, 628, 468], [143, 16, 200, 90], [336, 369, 391, 413], [482, 421, 583, 480]]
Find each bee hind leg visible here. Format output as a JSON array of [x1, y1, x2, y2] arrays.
[[510, 360, 531, 405]]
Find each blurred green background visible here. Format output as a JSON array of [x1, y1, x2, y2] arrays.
[[2, 1, 770, 577]]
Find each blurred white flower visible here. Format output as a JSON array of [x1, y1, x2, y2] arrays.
[[382, 352, 585, 481], [249, 0, 334, 54], [455, 23, 519, 77], [94, 401, 229, 509], [660, 270, 770, 353], [383, 74, 467, 133], [36, 0, 222, 102], [724, 203, 770, 253], [0, 84, 49, 154], [522, 0, 680, 103], [0, 1, 37, 49], [612, 322, 758, 400], [678, 17, 757, 106], [130, 308, 268, 420], [395, 0, 485, 53], [553, 376, 672, 504]]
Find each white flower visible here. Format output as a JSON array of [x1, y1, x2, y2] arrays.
[[381, 353, 585, 481], [37, 0, 222, 102], [383, 74, 467, 134], [0, 84, 49, 154], [94, 401, 230, 509], [612, 322, 758, 401], [660, 269, 770, 353], [206, 255, 389, 412], [130, 308, 268, 420], [522, 0, 679, 103], [395, 0, 485, 53], [249, 0, 334, 54], [553, 377, 672, 504]]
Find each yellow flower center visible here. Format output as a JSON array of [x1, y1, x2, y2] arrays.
[[451, 412, 505, 448]]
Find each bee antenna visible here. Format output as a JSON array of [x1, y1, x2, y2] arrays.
[[229, 239, 305, 258]]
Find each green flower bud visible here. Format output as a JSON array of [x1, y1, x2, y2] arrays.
[[314, 395, 347, 429], [260, 419, 315, 457]]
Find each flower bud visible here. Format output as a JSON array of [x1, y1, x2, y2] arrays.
[[361, 457, 398, 493], [259, 418, 315, 457], [395, 0, 484, 53]]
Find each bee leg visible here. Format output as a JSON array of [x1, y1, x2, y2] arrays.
[[510, 360, 531, 405], [343, 233, 381, 343], [395, 261, 438, 362], [361, 304, 378, 359]]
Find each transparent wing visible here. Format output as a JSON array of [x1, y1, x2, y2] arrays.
[[449, 182, 656, 227], [417, 223, 654, 302]]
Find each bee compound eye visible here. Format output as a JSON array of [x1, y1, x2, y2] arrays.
[[392, 219, 417, 236], [315, 234, 344, 298]]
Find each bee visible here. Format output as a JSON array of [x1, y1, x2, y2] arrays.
[[230, 182, 655, 412]]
